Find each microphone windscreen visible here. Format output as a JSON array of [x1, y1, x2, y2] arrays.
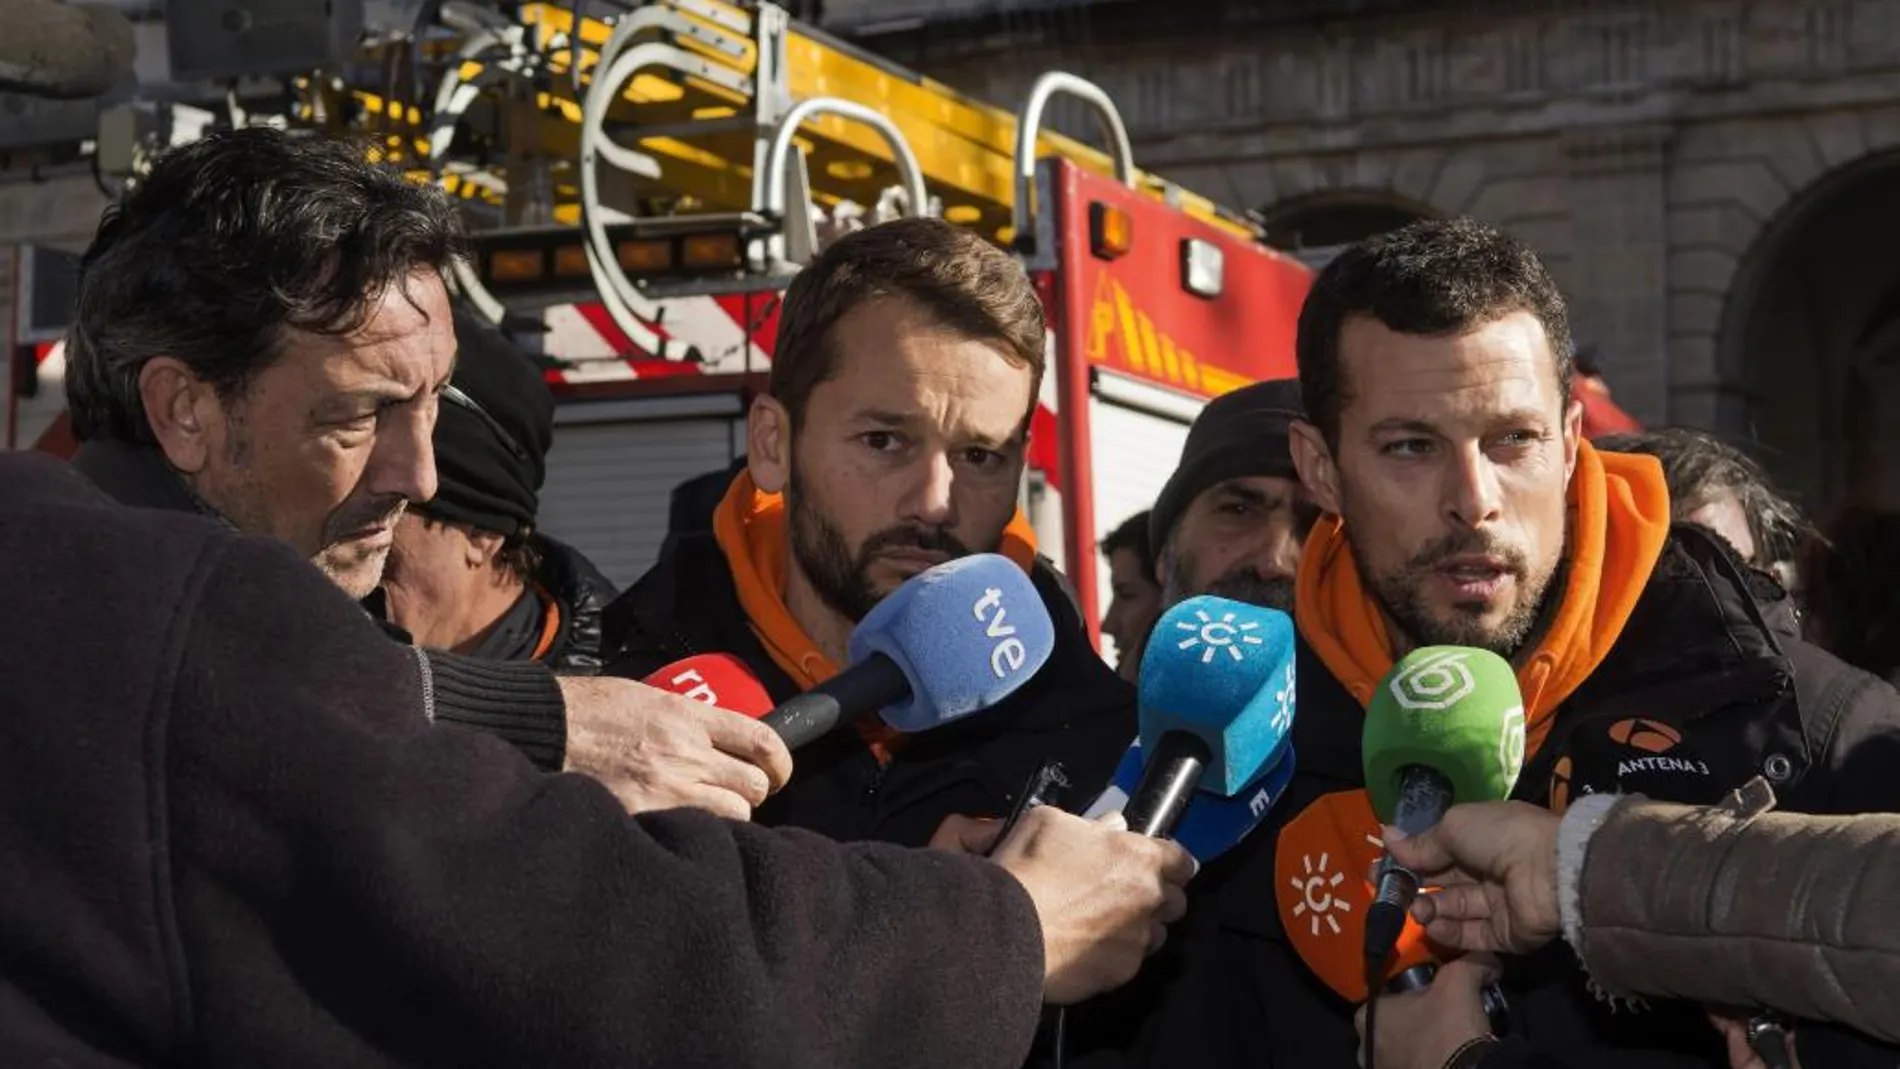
[[1084, 738, 1298, 865], [1273, 788, 1438, 1001], [1363, 646, 1527, 825], [1136, 596, 1296, 796], [848, 553, 1055, 732], [643, 653, 774, 718]]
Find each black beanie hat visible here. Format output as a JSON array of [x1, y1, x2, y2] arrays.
[[1149, 378, 1306, 551], [423, 309, 556, 537]]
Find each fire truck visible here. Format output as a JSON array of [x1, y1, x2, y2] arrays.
[[7, 0, 1313, 659]]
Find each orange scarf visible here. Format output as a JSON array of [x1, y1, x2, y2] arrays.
[[1295, 441, 1671, 758], [711, 469, 1041, 757]]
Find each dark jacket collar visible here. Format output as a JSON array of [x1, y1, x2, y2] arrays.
[[532, 534, 619, 672], [70, 440, 233, 527]]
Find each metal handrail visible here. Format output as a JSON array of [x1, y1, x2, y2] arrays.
[[1011, 71, 1136, 247]]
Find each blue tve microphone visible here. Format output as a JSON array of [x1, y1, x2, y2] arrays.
[[762, 554, 1056, 749], [1117, 595, 1298, 837]]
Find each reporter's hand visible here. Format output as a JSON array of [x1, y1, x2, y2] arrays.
[[1709, 1011, 1802, 1069], [557, 677, 793, 820], [1354, 955, 1500, 1069], [990, 808, 1194, 1005], [930, 814, 1005, 855], [1384, 801, 1562, 955]]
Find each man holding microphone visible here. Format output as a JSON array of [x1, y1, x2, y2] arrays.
[[0, 446, 1194, 1066]]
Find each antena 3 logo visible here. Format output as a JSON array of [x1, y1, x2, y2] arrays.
[[1388, 649, 1476, 711]]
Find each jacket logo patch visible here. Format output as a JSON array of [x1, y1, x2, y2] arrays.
[[1607, 717, 1682, 753]]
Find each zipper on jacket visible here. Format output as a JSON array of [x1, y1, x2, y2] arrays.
[[861, 752, 891, 805]]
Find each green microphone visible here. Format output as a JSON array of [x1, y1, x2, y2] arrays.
[[1361, 647, 1527, 986]]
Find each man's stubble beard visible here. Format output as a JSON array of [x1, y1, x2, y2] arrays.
[[786, 466, 978, 624], [188, 413, 407, 599], [1344, 504, 1563, 660], [1161, 541, 1297, 614]]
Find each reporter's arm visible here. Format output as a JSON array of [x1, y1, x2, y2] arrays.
[[1577, 794, 1900, 1045], [167, 539, 1044, 1068], [416, 647, 567, 767]]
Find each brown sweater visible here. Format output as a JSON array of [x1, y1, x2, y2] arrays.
[[0, 452, 1045, 1067], [1576, 786, 1900, 1044]]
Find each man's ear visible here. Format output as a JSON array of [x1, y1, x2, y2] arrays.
[[139, 357, 221, 474], [1561, 398, 1585, 482], [748, 395, 793, 495], [1289, 418, 1342, 518], [466, 526, 507, 570]]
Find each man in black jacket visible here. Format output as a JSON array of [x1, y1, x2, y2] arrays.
[[1090, 218, 1900, 1069], [601, 217, 1134, 847], [380, 308, 619, 673], [62, 127, 790, 820], [0, 449, 1196, 1066]]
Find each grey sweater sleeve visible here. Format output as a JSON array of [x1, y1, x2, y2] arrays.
[[417, 647, 567, 770]]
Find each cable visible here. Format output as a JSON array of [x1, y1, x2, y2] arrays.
[[1363, 954, 1384, 1069]]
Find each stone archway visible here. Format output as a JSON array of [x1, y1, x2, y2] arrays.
[[1714, 147, 1900, 514]]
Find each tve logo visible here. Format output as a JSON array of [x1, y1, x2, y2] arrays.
[[973, 587, 1029, 679]]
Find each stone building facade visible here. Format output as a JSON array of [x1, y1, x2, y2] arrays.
[[869, 0, 1900, 513]]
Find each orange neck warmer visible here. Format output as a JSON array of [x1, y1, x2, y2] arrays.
[[1294, 441, 1671, 758]]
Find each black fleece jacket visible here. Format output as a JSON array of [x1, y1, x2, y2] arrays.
[[0, 451, 1046, 1067]]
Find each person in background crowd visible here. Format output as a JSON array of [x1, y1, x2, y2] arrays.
[[1571, 343, 1642, 439], [1099, 509, 1162, 682], [1799, 505, 1900, 686], [1091, 217, 1900, 1069], [379, 308, 618, 672], [0, 448, 1194, 1067], [1595, 426, 1809, 584], [1150, 377, 1318, 614], [601, 217, 1133, 847], [1387, 780, 1900, 1059], [59, 127, 792, 821]]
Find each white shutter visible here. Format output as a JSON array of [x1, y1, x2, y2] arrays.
[[539, 394, 746, 589], [1087, 372, 1202, 666]]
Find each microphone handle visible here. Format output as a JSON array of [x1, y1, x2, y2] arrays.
[[1372, 763, 1456, 904], [762, 654, 911, 749], [1123, 732, 1211, 838], [1388, 965, 1509, 1032]]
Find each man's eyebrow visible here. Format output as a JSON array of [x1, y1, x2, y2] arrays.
[[1367, 417, 1443, 437], [849, 408, 918, 427], [1212, 482, 1277, 507]]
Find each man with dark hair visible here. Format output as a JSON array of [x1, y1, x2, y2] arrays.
[[1099, 510, 1161, 682], [380, 309, 619, 671], [602, 216, 1134, 847], [1085, 217, 1900, 1069], [1595, 426, 1808, 581], [0, 448, 1194, 1065], [1148, 378, 1319, 616], [63, 127, 794, 821]]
